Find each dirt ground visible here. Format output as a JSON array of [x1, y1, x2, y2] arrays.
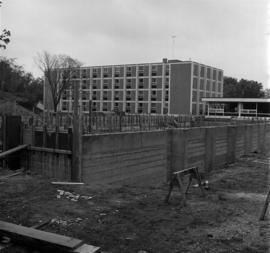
[[0, 152, 269, 253]]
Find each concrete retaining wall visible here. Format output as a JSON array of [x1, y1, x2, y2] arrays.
[[82, 123, 270, 186], [25, 122, 270, 186], [82, 130, 169, 186]]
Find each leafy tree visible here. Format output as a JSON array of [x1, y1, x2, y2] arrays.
[[35, 51, 82, 112], [0, 57, 43, 108], [0, 2, 11, 49], [223, 77, 264, 98]]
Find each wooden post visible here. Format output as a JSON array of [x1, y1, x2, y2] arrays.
[[260, 188, 270, 220], [71, 81, 82, 182]]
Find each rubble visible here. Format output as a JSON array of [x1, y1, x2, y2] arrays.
[[56, 190, 94, 201]]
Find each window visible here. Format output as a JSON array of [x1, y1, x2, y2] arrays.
[[152, 65, 157, 76], [115, 67, 120, 77], [92, 80, 97, 89], [82, 69, 88, 79], [200, 66, 205, 77], [218, 71, 222, 81], [103, 67, 108, 73], [93, 68, 98, 78], [126, 102, 131, 113], [151, 78, 157, 88], [192, 103, 196, 114], [207, 68, 211, 79], [126, 91, 131, 100], [82, 102, 88, 112], [139, 66, 144, 76], [126, 79, 132, 89], [151, 90, 157, 101], [82, 91, 89, 100], [103, 91, 108, 100], [114, 91, 120, 100], [165, 65, 170, 75], [192, 91, 197, 102], [103, 80, 108, 89], [138, 103, 143, 113], [62, 101, 68, 111], [103, 103, 108, 112], [115, 79, 120, 89], [165, 77, 169, 88], [193, 78, 198, 89], [218, 83, 222, 92], [126, 66, 132, 77], [114, 102, 119, 111], [92, 91, 97, 100], [62, 90, 69, 100], [82, 80, 88, 89], [206, 80, 210, 91], [151, 103, 156, 113], [193, 64, 198, 76], [165, 90, 169, 101], [139, 79, 144, 89], [212, 82, 216, 92], [213, 70, 217, 80], [138, 91, 143, 101], [200, 79, 204, 90], [200, 91, 204, 100]]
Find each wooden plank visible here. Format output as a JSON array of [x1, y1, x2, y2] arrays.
[[51, 181, 84, 185], [74, 244, 100, 253], [0, 220, 84, 252], [0, 169, 23, 180], [0, 144, 28, 159]]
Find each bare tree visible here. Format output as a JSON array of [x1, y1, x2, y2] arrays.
[[35, 51, 82, 112]]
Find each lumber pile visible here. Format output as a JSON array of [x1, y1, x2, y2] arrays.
[[0, 220, 99, 253]]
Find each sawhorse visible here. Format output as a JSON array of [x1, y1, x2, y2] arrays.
[[164, 167, 206, 205]]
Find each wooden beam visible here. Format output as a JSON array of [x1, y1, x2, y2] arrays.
[[0, 144, 29, 159], [0, 220, 84, 252]]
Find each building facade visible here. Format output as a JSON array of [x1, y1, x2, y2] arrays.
[[45, 59, 223, 115]]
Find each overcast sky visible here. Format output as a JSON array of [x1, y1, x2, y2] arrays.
[[1, 0, 269, 88]]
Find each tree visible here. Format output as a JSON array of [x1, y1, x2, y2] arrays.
[[0, 57, 43, 108], [223, 77, 264, 98], [0, 2, 11, 49], [35, 51, 82, 112]]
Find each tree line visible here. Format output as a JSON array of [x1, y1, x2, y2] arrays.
[[0, 57, 43, 109], [223, 77, 265, 98]]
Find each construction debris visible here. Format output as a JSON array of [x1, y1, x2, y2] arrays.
[[56, 189, 94, 201]]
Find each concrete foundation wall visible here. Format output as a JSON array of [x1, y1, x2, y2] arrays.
[[82, 123, 270, 186], [82, 131, 169, 186], [25, 123, 270, 186]]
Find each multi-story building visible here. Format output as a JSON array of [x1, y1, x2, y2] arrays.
[[44, 59, 223, 115]]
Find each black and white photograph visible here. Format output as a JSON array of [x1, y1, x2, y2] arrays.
[[0, 0, 269, 252]]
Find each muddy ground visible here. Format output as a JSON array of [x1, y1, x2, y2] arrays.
[[0, 153, 269, 253]]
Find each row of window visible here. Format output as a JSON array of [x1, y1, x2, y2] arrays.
[[192, 91, 222, 102], [73, 77, 170, 90], [193, 78, 222, 92], [69, 65, 170, 79], [193, 65, 223, 81], [61, 101, 168, 114], [62, 89, 169, 100]]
